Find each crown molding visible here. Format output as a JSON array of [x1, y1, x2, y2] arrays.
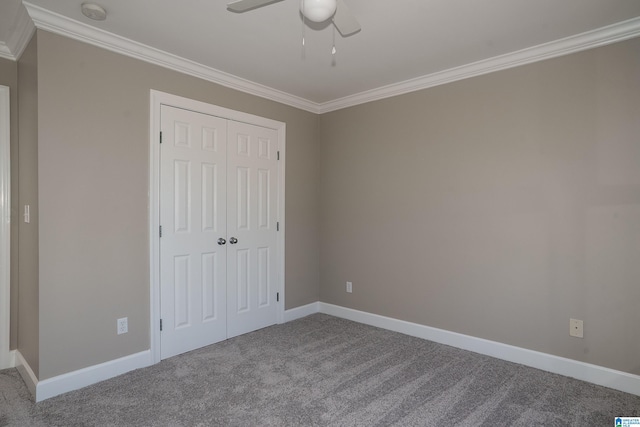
[[317, 16, 640, 113], [0, 3, 35, 61], [22, 2, 320, 113], [0, 43, 12, 61], [20, 2, 640, 114]]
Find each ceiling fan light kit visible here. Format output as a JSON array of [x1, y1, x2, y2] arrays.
[[300, 0, 337, 23], [227, 0, 360, 37]]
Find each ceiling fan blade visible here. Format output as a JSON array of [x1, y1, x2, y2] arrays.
[[227, 0, 284, 13], [333, 0, 361, 36]]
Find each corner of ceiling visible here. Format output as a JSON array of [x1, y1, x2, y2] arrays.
[[19, 2, 640, 115], [317, 16, 640, 114], [21, 1, 322, 114], [0, 2, 35, 61]]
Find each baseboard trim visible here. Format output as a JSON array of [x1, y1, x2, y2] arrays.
[[36, 350, 153, 402], [15, 351, 37, 397], [13, 304, 639, 401], [318, 302, 640, 396], [283, 302, 320, 323], [34, 350, 152, 402]]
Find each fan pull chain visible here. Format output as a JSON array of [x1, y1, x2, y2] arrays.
[[301, 0, 306, 47], [301, 0, 307, 58], [332, 23, 337, 55]]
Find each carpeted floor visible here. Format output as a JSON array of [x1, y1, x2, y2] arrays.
[[1, 314, 639, 426]]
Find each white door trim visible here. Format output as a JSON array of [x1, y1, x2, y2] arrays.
[[149, 90, 286, 364], [0, 85, 13, 369]]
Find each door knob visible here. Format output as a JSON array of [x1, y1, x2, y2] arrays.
[[217, 238, 226, 245], [229, 237, 238, 244]]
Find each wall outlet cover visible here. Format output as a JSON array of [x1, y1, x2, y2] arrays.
[[117, 317, 128, 335], [569, 318, 583, 338]]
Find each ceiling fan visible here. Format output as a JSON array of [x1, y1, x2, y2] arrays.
[[227, 0, 361, 36]]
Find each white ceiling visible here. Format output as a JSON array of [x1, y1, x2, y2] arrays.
[[2, 0, 640, 112]]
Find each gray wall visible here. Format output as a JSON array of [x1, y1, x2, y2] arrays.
[[319, 38, 640, 375], [11, 28, 639, 381], [33, 30, 320, 379], [0, 56, 19, 351], [17, 34, 39, 376]]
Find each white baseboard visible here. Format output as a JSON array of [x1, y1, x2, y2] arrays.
[[283, 302, 320, 323], [36, 350, 153, 402], [16, 350, 153, 402], [15, 351, 37, 397], [13, 303, 639, 402], [318, 302, 640, 396], [20, 302, 312, 402]]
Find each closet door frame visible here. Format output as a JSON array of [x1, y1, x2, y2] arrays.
[[149, 90, 286, 364]]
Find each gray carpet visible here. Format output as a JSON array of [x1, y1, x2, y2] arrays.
[[1, 314, 639, 426]]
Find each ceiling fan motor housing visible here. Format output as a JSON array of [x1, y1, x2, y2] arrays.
[[300, 0, 337, 22]]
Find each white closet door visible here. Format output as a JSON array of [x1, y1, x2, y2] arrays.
[[160, 105, 228, 359], [226, 120, 279, 338]]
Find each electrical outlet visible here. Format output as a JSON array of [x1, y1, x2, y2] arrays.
[[346, 281, 352, 293], [117, 317, 128, 335], [569, 318, 583, 338]]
